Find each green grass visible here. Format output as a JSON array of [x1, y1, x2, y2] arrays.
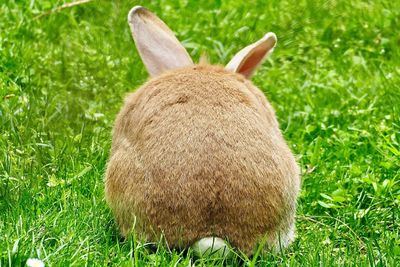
[[1, 0, 399, 265]]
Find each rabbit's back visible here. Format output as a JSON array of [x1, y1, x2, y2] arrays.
[[105, 65, 300, 253]]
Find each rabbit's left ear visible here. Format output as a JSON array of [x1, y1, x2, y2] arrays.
[[128, 6, 193, 77], [225, 33, 277, 78]]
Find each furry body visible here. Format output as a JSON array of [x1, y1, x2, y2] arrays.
[[105, 65, 300, 254]]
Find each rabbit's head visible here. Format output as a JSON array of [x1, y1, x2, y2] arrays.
[[128, 6, 277, 79]]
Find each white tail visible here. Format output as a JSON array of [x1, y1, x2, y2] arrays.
[[191, 237, 231, 258]]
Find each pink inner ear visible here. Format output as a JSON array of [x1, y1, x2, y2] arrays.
[[237, 44, 268, 77]]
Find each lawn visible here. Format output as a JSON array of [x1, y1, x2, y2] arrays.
[[1, 0, 399, 266]]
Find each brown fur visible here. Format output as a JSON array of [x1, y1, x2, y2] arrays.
[[105, 64, 300, 255]]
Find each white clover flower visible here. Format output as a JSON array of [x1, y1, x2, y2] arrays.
[[26, 258, 45, 267]]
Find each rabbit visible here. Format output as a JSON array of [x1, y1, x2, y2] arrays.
[[105, 6, 301, 256]]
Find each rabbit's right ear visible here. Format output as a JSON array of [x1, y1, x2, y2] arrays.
[[128, 6, 193, 77], [225, 33, 277, 78]]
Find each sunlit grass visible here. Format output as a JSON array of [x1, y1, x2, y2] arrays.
[[1, 0, 399, 265]]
